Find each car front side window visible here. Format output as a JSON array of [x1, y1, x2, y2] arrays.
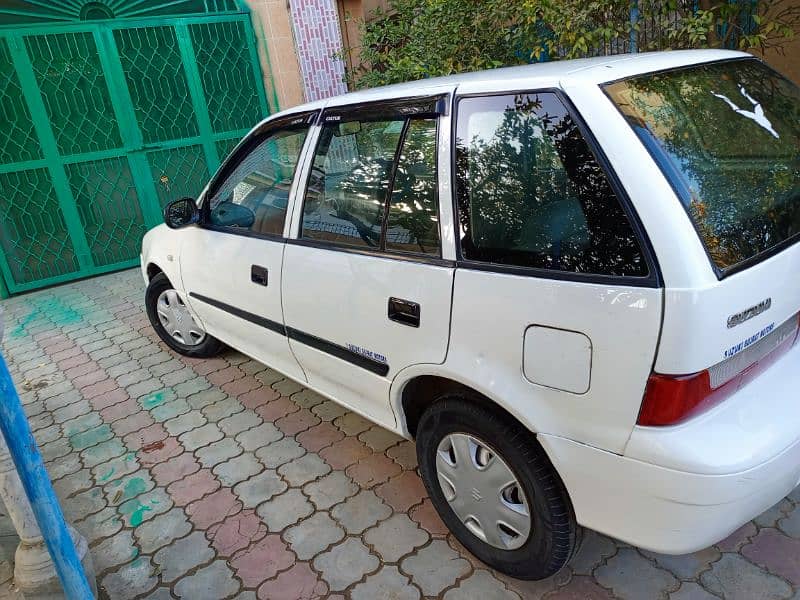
[[207, 125, 311, 236]]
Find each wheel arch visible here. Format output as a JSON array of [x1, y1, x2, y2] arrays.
[[392, 369, 537, 440]]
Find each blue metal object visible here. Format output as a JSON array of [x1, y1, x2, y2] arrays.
[[0, 353, 94, 599]]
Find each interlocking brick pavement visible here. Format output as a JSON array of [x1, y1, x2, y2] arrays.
[[0, 268, 799, 599]]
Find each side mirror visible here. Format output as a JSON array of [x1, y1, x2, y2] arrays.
[[164, 197, 199, 229]]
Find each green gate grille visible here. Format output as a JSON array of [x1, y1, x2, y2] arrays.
[[0, 3, 270, 296]]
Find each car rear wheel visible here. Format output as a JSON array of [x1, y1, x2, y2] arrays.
[[145, 273, 223, 358], [416, 396, 580, 580]]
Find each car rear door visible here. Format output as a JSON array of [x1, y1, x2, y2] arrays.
[[179, 112, 318, 383], [281, 96, 454, 426], [447, 90, 663, 453]]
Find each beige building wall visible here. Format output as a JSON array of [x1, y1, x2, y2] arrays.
[[760, 36, 800, 84], [245, 0, 306, 110]]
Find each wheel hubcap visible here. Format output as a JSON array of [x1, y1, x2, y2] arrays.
[[156, 289, 206, 346], [435, 433, 531, 550]]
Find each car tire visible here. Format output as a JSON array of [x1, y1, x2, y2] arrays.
[[145, 273, 223, 358], [416, 396, 580, 580]]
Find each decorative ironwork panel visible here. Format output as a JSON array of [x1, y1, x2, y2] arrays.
[[0, 168, 79, 284], [148, 145, 210, 209], [25, 32, 122, 156], [115, 26, 198, 144], [190, 20, 261, 135], [0, 38, 41, 165], [66, 157, 146, 267], [0, 1, 242, 25]]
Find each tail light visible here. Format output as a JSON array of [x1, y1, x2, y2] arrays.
[[638, 313, 800, 426]]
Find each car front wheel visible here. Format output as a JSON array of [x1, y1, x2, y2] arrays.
[[416, 396, 580, 580], [145, 273, 223, 358]]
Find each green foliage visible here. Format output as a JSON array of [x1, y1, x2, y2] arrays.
[[343, 0, 799, 89]]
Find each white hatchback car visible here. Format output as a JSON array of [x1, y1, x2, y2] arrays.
[[141, 49, 800, 579]]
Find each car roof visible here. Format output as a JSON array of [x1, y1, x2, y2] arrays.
[[263, 49, 752, 122]]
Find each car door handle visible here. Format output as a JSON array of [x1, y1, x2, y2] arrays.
[[388, 297, 420, 327], [251, 265, 268, 286]]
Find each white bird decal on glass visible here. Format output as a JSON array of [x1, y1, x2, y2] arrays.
[[710, 85, 780, 138]]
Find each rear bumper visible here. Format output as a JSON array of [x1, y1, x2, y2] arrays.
[[540, 432, 800, 554], [539, 343, 800, 554]]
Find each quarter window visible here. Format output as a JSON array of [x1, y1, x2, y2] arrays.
[[455, 93, 648, 277], [208, 126, 310, 236], [302, 115, 440, 255]]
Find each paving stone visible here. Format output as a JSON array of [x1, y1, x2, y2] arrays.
[[151, 452, 200, 486], [569, 530, 618, 576], [313, 538, 379, 591], [409, 499, 448, 537], [778, 506, 800, 538], [174, 560, 240, 600], [276, 408, 321, 435], [203, 397, 245, 422], [670, 582, 720, 600], [213, 452, 263, 486], [319, 437, 372, 470], [387, 440, 418, 470], [278, 453, 331, 487], [296, 422, 345, 453], [187, 388, 226, 410], [150, 398, 190, 423], [174, 377, 211, 398], [134, 507, 192, 554], [346, 453, 403, 488], [358, 427, 403, 453], [92, 452, 139, 485], [334, 412, 372, 436], [643, 546, 721, 580], [186, 487, 242, 529], [153, 531, 214, 583], [400, 540, 470, 596], [256, 437, 305, 469], [69, 422, 112, 449], [167, 467, 221, 506], [272, 377, 303, 396], [236, 422, 282, 451], [141, 587, 174, 600], [93, 529, 139, 573], [220, 410, 262, 437], [375, 471, 427, 512], [364, 514, 429, 562], [52, 399, 92, 425], [233, 470, 287, 508], [717, 522, 758, 552], [595, 548, 681, 600], [331, 490, 392, 534], [179, 423, 224, 451], [256, 396, 299, 422], [443, 570, 518, 600], [124, 422, 169, 451], [742, 528, 800, 585], [100, 556, 158, 600], [229, 534, 295, 588], [164, 410, 207, 436], [701, 553, 793, 600], [352, 565, 420, 600], [755, 500, 794, 528], [207, 509, 266, 556], [303, 471, 358, 510], [257, 488, 314, 532], [82, 438, 126, 468], [196, 437, 242, 469], [254, 367, 284, 386], [76, 505, 123, 544], [53, 468, 93, 499], [105, 470, 156, 506], [119, 487, 173, 528], [111, 411, 154, 437], [312, 400, 349, 422], [256, 562, 328, 600], [239, 386, 280, 411], [62, 487, 106, 521], [284, 513, 345, 560]]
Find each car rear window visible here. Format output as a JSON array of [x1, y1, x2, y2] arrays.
[[604, 59, 800, 274]]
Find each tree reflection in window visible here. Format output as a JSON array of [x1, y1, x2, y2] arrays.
[[605, 60, 800, 272], [455, 93, 648, 277]]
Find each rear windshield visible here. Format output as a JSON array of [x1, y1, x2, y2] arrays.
[[604, 59, 800, 274]]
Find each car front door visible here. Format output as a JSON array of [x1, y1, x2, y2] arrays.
[[281, 98, 454, 426], [179, 112, 318, 383]]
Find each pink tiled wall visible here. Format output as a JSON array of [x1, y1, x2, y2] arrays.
[[289, 0, 349, 101]]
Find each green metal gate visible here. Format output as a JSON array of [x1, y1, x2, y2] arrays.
[[0, 1, 270, 297]]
